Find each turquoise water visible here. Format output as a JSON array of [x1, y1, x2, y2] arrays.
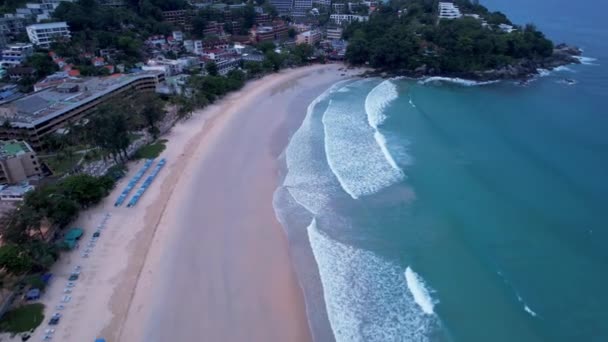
[[275, 1, 607, 341]]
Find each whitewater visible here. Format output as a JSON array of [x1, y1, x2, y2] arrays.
[[322, 80, 405, 199]]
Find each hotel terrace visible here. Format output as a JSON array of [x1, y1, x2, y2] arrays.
[[0, 71, 164, 149]]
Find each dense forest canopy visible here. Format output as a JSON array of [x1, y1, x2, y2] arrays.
[[344, 0, 554, 73]]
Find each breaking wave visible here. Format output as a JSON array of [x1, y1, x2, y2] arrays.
[[308, 219, 438, 341], [574, 55, 598, 65], [405, 267, 438, 315], [322, 82, 405, 199], [419, 76, 498, 86], [365, 80, 399, 129], [283, 80, 351, 215]]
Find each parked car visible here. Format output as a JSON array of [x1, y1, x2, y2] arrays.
[[48, 313, 61, 325]]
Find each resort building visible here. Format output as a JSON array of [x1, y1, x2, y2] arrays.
[[0, 43, 34, 67], [329, 14, 369, 25], [498, 23, 515, 33], [0, 140, 42, 184], [438, 2, 462, 19], [296, 30, 322, 45], [270, 0, 293, 16], [312, 0, 331, 6], [253, 23, 289, 42], [0, 71, 165, 149], [162, 10, 193, 31], [292, 0, 312, 17], [26, 22, 70, 48], [0, 16, 27, 49], [326, 27, 343, 40]]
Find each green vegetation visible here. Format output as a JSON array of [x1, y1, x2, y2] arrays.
[[174, 69, 247, 118], [0, 303, 45, 334], [0, 174, 116, 276], [133, 139, 167, 159], [42, 153, 81, 176], [0, 0, 27, 15], [50, 0, 187, 64], [344, 0, 554, 73]]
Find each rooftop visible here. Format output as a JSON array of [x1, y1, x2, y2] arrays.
[[26, 21, 68, 30], [0, 182, 35, 198], [1, 71, 162, 128], [0, 140, 31, 159]]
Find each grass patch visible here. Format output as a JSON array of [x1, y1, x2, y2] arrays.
[[133, 139, 167, 159], [42, 153, 81, 175], [0, 303, 45, 334]]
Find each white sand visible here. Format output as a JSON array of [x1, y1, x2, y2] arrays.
[[22, 64, 362, 342]]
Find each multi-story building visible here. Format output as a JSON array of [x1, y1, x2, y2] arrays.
[[438, 2, 462, 20], [296, 30, 321, 45], [162, 10, 193, 31], [329, 14, 369, 25], [253, 23, 289, 42], [0, 140, 42, 184], [326, 27, 343, 40], [0, 71, 165, 149], [312, 0, 331, 6], [1, 43, 34, 67], [293, 0, 312, 17], [255, 13, 272, 26], [0, 16, 28, 49], [270, 0, 293, 16], [26, 22, 70, 48]]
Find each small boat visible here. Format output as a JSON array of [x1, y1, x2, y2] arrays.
[[564, 78, 576, 84]]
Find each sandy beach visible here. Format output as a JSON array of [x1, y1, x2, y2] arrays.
[[21, 64, 360, 342]]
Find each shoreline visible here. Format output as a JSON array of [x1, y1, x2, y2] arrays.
[[116, 64, 364, 342]]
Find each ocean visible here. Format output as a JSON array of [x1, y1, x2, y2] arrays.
[[273, 1, 608, 341]]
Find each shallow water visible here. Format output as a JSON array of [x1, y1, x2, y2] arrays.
[[274, 1, 608, 341]]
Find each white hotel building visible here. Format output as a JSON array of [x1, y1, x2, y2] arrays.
[[26, 21, 70, 49], [438, 2, 462, 20]]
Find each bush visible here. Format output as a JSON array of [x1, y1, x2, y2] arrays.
[[0, 303, 45, 334], [133, 139, 167, 159]]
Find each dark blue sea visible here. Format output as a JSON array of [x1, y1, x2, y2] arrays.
[[274, 1, 608, 341]]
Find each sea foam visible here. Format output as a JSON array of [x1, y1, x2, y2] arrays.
[[308, 219, 437, 341], [405, 267, 437, 315], [323, 81, 405, 199], [419, 76, 498, 86], [283, 80, 352, 215], [574, 55, 599, 65], [365, 79, 399, 129]]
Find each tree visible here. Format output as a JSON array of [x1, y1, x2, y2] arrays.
[[205, 61, 219, 76], [264, 51, 284, 71], [87, 102, 131, 162], [59, 174, 115, 208], [243, 61, 264, 77], [191, 13, 207, 38], [293, 43, 314, 64], [263, 3, 278, 18], [288, 28, 297, 39], [134, 93, 166, 138], [0, 245, 33, 276], [242, 4, 256, 29], [24, 53, 58, 79], [345, 31, 370, 65]]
